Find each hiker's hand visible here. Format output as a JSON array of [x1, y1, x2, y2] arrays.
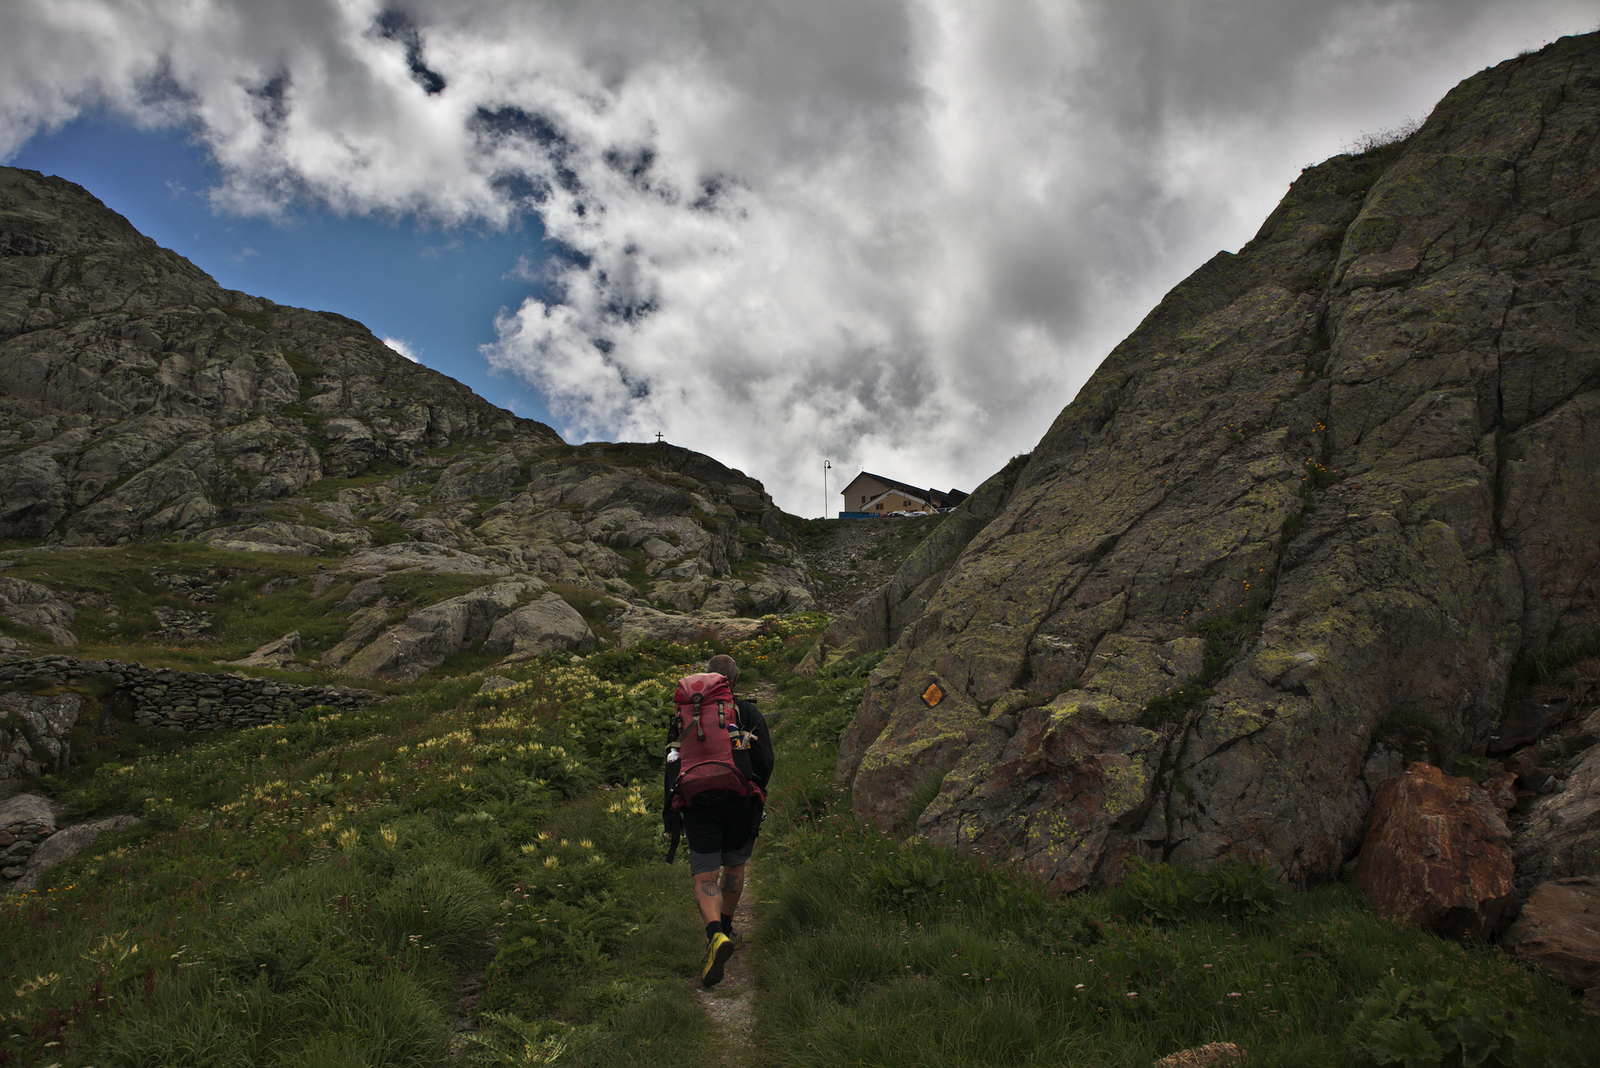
[[662, 811, 681, 838]]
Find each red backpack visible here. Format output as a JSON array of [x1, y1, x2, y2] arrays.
[[668, 673, 764, 811]]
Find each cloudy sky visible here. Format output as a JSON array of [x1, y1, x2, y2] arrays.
[[2, 1, 1592, 516]]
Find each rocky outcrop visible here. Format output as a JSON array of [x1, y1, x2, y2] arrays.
[[1513, 703, 1600, 889], [0, 577, 77, 645], [480, 594, 596, 659], [1354, 763, 1514, 939], [0, 162, 560, 545], [1501, 877, 1600, 1009], [837, 33, 1600, 889], [0, 689, 81, 788], [223, 632, 304, 670], [0, 166, 820, 677], [345, 579, 551, 680]]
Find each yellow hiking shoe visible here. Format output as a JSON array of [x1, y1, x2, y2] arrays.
[[701, 932, 734, 987]]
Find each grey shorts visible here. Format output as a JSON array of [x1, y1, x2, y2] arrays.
[[683, 799, 758, 874], [688, 839, 753, 875]]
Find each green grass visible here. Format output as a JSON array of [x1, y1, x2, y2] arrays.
[[751, 818, 1592, 1068], [546, 584, 627, 644], [0, 543, 360, 654], [380, 571, 500, 609], [1508, 627, 1600, 691], [3, 612, 1595, 1068]]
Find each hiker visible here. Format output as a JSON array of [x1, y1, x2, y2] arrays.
[[662, 653, 773, 987]]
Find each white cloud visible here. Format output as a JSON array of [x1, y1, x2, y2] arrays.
[[2, 0, 1593, 514], [382, 336, 420, 362]]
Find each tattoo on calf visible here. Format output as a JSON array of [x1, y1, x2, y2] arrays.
[[698, 879, 721, 897]]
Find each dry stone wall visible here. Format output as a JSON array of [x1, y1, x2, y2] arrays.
[[0, 655, 373, 732]]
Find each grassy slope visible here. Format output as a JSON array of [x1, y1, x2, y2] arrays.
[[1, 609, 1596, 1067]]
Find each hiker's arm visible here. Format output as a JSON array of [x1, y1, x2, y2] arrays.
[[744, 702, 775, 789], [662, 716, 682, 832]]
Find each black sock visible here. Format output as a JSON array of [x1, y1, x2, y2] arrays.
[[706, 921, 722, 941], [720, 913, 734, 934]]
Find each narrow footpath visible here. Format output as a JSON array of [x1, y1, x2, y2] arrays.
[[692, 878, 759, 1063]]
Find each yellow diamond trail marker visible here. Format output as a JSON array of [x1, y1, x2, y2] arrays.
[[921, 682, 944, 708]]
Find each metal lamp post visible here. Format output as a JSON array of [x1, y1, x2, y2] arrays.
[[823, 460, 832, 519]]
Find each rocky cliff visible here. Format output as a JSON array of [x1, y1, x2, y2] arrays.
[[0, 167, 814, 679], [836, 33, 1600, 891]]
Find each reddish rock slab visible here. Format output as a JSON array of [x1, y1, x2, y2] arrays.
[[1355, 763, 1514, 939], [1485, 771, 1519, 811], [1501, 878, 1600, 996]]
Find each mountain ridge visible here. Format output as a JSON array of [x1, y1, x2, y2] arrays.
[[0, 165, 818, 681]]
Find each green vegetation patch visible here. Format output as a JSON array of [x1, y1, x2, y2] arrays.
[[1508, 627, 1600, 692], [278, 348, 323, 401], [379, 572, 499, 609], [2, 608, 1593, 1068]]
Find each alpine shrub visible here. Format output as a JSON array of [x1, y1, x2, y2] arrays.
[[1120, 857, 1199, 925], [1347, 976, 1533, 1068], [1193, 856, 1289, 922]]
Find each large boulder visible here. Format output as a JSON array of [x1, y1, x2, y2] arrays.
[[481, 593, 596, 658], [1500, 877, 1600, 1008], [15, 813, 141, 891], [0, 690, 83, 786], [1354, 763, 1514, 939], [837, 33, 1600, 888], [344, 580, 542, 681]]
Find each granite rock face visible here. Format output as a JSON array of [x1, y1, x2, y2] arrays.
[[0, 167, 816, 676], [837, 33, 1600, 889], [1513, 704, 1600, 889]]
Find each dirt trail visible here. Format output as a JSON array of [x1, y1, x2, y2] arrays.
[[687, 682, 773, 1060], [692, 872, 760, 1062]]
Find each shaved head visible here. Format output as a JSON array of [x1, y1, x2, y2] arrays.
[[707, 654, 739, 685]]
